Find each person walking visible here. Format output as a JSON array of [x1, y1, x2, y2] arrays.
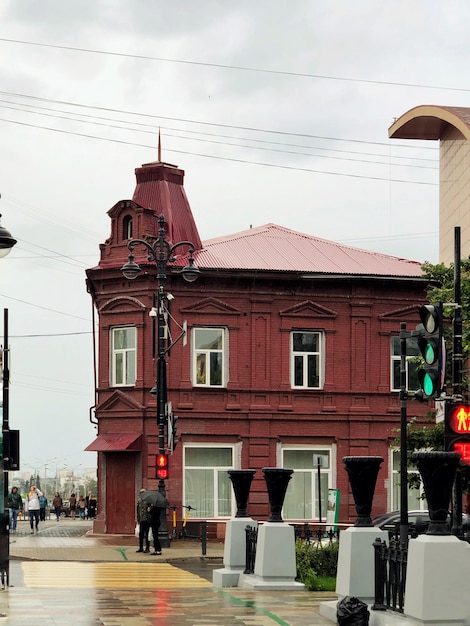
[[136, 489, 151, 553], [27, 485, 43, 533], [77, 495, 86, 520], [39, 493, 48, 521], [148, 504, 163, 555], [8, 486, 23, 531], [52, 492, 63, 521], [88, 494, 97, 519], [69, 493, 77, 520]]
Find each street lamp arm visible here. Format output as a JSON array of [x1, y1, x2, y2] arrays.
[[121, 215, 200, 283]]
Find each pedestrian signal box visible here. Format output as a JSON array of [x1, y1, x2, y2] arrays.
[[445, 403, 470, 465], [156, 453, 169, 479]]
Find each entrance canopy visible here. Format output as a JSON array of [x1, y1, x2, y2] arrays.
[[85, 433, 142, 452]]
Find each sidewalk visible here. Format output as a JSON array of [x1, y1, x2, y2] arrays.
[[4, 518, 337, 625], [9, 518, 224, 563]]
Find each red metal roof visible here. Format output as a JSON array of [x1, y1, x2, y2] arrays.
[[192, 224, 423, 278], [85, 433, 142, 452], [132, 161, 202, 249]]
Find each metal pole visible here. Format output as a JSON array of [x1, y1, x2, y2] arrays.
[[399, 322, 409, 546], [453, 226, 463, 400], [0, 308, 9, 587], [317, 456, 322, 525], [452, 226, 463, 537], [157, 286, 167, 456]]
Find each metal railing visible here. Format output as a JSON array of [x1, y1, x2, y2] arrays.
[[372, 537, 407, 614], [244, 525, 258, 574]]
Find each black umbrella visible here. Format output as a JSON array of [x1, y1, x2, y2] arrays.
[[140, 490, 169, 508]]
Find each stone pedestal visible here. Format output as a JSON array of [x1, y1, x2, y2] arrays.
[[212, 518, 257, 587], [336, 526, 389, 603], [239, 468, 304, 590], [213, 469, 257, 588], [404, 535, 470, 624], [239, 522, 305, 590]]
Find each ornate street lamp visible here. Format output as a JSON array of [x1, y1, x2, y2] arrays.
[[0, 214, 17, 258], [121, 213, 200, 549], [121, 213, 200, 456], [0, 211, 16, 588]]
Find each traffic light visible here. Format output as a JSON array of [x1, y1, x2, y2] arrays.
[[445, 403, 470, 465], [156, 453, 169, 480], [416, 303, 445, 400], [168, 414, 178, 452]]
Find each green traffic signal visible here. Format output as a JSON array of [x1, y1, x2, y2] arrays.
[[418, 336, 439, 365], [415, 302, 444, 401]]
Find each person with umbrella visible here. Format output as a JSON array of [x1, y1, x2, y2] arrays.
[[140, 489, 169, 556], [136, 489, 151, 553]]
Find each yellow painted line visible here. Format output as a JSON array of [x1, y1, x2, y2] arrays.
[[22, 562, 212, 589]]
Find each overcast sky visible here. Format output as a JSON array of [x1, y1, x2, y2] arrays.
[[0, 0, 467, 476]]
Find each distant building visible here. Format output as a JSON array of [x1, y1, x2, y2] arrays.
[[389, 105, 470, 264], [85, 158, 430, 535]]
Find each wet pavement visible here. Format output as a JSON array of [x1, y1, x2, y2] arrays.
[[2, 518, 337, 625]]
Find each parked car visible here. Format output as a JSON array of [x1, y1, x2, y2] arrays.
[[372, 509, 470, 540]]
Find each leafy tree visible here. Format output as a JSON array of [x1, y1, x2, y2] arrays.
[[399, 258, 470, 491]]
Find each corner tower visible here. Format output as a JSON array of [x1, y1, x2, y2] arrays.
[[389, 105, 470, 264]]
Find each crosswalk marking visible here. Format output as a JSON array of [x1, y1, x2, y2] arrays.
[[22, 562, 212, 589]]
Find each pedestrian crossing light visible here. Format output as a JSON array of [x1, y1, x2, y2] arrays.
[[156, 453, 169, 480], [445, 403, 470, 465], [416, 302, 445, 400]]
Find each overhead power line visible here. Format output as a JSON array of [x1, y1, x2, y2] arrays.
[[0, 37, 468, 93]]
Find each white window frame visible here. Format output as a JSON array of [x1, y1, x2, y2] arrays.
[[111, 326, 136, 387], [389, 448, 426, 511], [183, 443, 238, 518], [192, 327, 227, 387], [290, 330, 324, 389], [280, 444, 335, 521], [390, 336, 420, 392]]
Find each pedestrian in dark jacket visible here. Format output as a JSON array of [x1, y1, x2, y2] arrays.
[[8, 486, 23, 531], [52, 492, 63, 521], [136, 489, 151, 553], [148, 505, 163, 555]]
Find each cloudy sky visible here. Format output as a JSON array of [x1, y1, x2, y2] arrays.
[[0, 0, 467, 476]]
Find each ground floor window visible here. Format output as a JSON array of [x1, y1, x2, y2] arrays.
[[183, 445, 235, 518], [390, 449, 425, 511], [282, 447, 333, 521]]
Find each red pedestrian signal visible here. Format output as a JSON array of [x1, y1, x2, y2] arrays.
[[156, 453, 169, 479], [445, 403, 470, 464]]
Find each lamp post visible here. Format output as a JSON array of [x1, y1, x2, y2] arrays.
[[0, 213, 16, 588], [121, 214, 200, 547]]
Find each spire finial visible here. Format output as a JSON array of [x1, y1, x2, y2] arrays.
[[158, 128, 161, 163]]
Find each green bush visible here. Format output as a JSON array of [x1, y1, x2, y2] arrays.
[[295, 538, 339, 591]]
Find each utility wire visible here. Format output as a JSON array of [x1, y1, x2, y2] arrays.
[[0, 37, 468, 93], [0, 117, 437, 186]]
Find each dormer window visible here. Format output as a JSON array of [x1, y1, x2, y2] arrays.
[[123, 215, 133, 240]]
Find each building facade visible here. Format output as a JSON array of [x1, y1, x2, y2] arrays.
[[389, 104, 470, 265], [85, 158, 430, 535]]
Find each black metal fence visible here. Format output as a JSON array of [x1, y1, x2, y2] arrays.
[[372, 537, 407, 614], [244, 525, 258, 574], [294, 522, 341, 545]]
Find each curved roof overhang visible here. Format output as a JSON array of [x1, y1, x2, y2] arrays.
[[388, 105, 470, 140]]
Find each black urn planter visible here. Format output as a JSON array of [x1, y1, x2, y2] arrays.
[[228, 470, 256, 518], [412, 451, 461, 535], [262, 468, 293, 522], [343, 456, 384, 527]]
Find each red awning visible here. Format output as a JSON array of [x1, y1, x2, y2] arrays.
[[85, 433, 142, 452]]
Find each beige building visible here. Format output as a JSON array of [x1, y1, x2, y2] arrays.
[[389, 105, 470, 264]]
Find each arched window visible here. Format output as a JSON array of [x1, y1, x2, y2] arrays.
[[123, 215, 133, 240]]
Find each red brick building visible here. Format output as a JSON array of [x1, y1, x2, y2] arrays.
[[85, 158, 430, 535]]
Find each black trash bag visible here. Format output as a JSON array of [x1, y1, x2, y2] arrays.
[[337, 596, 370, 626]]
